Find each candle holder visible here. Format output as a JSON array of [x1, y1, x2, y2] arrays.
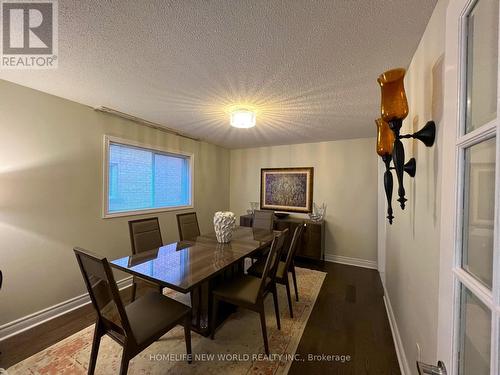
[[376, 118, 395, 223], [377, 68, 436, 223], [376, 118, 417, 224]]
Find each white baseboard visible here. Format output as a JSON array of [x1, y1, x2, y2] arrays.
[[382, 282, 411, 375], [324, 254, 378, 270], [0, 276, 133, 342]]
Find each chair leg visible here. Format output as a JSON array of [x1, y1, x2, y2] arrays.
[[130, 282, 137, 303], [119, 346, 130, 375], [184, 315, 192, 364], [291, 266, 299, 302], [271, 284, 281, 330], [258, 306, 270, 356], [210, 297, 219, 340], [284, 277, 294, 319], [88, 321, 103, 375]]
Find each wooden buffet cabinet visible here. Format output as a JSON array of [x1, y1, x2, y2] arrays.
[[239, 214, 325, 261]]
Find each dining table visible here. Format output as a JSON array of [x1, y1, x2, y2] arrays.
[[110, 226, 278, 336]]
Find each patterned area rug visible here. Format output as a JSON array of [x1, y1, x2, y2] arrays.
[[8, 267, 325, 375]]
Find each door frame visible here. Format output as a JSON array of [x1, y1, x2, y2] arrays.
[[437, 0, 500, 374]]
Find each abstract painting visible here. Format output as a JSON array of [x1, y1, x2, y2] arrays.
[[260, 167, 314, 213]]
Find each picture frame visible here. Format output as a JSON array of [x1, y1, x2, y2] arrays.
[[260, 167, 314, 213]]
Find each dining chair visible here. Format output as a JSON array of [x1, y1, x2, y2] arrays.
[[247, 224, 305, 318], [73, 247, 192, 375], [128, 217, 164, 301], [249, 210, 275, 263], [210, 229, 288, 355], [252, 210, 274, 231], [129, 217, 163, 254], [176, 212, 201, 241]]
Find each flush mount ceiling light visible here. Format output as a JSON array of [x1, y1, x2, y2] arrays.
[[230, 109, 256, 128]]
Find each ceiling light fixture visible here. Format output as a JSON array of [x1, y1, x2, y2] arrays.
[[230, 109, 256, 129]]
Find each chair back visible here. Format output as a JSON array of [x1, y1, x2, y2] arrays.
[[271, 228, 288, 275], [73, 247, 131, 337], [253, 210, 274, 231], [177, 212, 201, 241], [129, 217, 163, 254], [258, 229, 288, 295], [283, 224, 305, 271]]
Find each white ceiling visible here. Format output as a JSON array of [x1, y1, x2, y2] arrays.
[[0, 0, 437, 149]]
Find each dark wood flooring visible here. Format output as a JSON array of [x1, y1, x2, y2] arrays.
[[289, 260, 400, 375], [0, 262, 400, 374]]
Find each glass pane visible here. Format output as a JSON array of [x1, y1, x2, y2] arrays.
[[153, 153, 190, 207], [465, 0, 498, 133], [462, 138, 496, 288], [458, 286, 491, 375], [108, 143, 153, 212], [108, 143, 190, 213]]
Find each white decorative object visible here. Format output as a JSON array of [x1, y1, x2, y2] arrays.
[[250, 201, 259, 213], [213, 211, 236, 243], [308, 202, 327, 222]]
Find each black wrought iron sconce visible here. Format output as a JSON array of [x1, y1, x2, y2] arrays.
[[377, 68, 436, 224]]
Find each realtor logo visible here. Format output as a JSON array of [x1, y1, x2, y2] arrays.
[[1, 0, 57, 69]]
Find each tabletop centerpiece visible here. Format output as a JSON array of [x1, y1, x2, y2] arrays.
[[213, 211, 236, 243]]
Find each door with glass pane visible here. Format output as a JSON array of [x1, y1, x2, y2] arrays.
[[438, 0, 499, 374]]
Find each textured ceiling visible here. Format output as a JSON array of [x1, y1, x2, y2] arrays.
[[0, 0, 437, 148]]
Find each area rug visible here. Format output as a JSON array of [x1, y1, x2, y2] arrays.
[[8, 267, 325, 375]]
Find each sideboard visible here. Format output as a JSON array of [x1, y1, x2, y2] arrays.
[[239, 214, 325, 261]]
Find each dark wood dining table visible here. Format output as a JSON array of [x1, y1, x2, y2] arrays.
[[110, 226, 277, 336]]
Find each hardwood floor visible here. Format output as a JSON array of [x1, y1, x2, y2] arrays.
[[0, 262, 400, 374], [289, 261, 400, 375], [0, 286, 136, 369]]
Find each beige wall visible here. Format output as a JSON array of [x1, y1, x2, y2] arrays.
[[0, 79, 230, 326], [381, 0, 448, 373], [229, 138, 378, 262]]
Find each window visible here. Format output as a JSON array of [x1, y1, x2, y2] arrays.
[[103, 136, 193, 217]]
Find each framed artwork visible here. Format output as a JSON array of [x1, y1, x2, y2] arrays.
[[260, 167, 314, 213]]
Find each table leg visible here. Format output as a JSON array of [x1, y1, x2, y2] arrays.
[[189, 260, 246, 337]]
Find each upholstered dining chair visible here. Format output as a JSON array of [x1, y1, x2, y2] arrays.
[[176, 212, 201, 241], [249, 210, 275, 263], [210, 229, 288, 355], [128, 217, 164, 301], [252, 210, 274, 231], [73, 247, 192, 375], [247, 224, 305, 318]]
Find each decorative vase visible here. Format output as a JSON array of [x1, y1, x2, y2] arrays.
[[213, 211, 236, 243], [308, 202, 327, 222], [250, 201, 259, 213]]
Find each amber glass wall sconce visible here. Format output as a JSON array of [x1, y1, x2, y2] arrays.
[[377, 68, 435, 224], [376, 118, 416, 224]]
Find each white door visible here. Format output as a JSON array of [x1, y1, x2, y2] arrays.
[[437, 0, 500, 374]]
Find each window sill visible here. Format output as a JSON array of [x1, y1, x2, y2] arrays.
[[102, 204, 194, 219]]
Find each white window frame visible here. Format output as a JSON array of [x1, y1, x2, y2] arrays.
[[438, 0, 500, 373], [454, 0, 500, 373], [102, 135, 194, 218]]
